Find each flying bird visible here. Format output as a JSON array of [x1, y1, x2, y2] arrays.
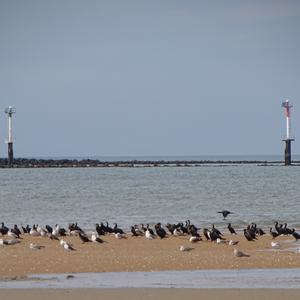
[[218, 210, 233, 219]]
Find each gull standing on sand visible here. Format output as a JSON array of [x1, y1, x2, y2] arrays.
[[1, 239, 21, 246], [179, 245, 193, 252], [216, 238, 226, 244], [52, 224, 60, 237], [228, 240, 239, 246], [233, 249, 250, 257], [271, 241, 280, 249], [91, 232, 104, 243], [7, 230, 19, 239], [0, 239, 9, 246], [29, 225, 41, 237], [114, 232, 126, 239], [52, 224, 67, 237], [145, 229, 155, 240], [37, 225, 48, 237], [29, 243, 45, 250], [173, 228, 183, 236], [189, 236, 200, 243], [63, 242, 75, 251], [60, 239, 76, 251]]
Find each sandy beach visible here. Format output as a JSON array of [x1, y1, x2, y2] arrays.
[[0, 232, 299, 278], [0, 288, 300, 300], [1, 232, 300, 299]]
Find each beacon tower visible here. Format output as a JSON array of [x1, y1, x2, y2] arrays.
[[4, 106, 16, 167], [282, 100, 294, 166]]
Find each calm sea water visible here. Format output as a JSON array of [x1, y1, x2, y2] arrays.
[[0, 156, 300, 231], [1, 269, 300, 288]]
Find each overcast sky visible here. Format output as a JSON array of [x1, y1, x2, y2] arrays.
[[0, 0, 299, 158]]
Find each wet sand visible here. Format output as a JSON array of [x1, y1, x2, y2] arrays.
[[0, 233, 299, 278], [1, 288, 300, 300]]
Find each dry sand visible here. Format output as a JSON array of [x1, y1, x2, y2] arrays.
[[0, 288, 300, 300], [1, 233, 300, 300], [0, 233, 299, 278]]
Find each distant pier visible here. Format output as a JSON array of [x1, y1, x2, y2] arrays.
[[0, 158, 297, 168]]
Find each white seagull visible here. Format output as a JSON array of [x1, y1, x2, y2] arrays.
[[91, 232, 104, 243], [173, 228, 183, 236], [228, 240, 239, 246], [60, 239, 76, 251], [37, 226, 48, 237], [29, 226, 41, 237], [29, 243, 45, 250], [114, 232, 126, 239], [216, 238, 226, 244], [179, 245, 193, 252], [145, 229, 155, 240], [52, 224, 60, 237], [233, 249, 250, 257], [0, 239, 9, 246], [7, 239, 21, 245], [271, 241, 280, 249], [189, 236, 200, 243], [7, 231, 18, 239]]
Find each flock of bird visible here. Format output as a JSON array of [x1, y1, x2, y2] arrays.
[[1, 210, 300, 256]]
